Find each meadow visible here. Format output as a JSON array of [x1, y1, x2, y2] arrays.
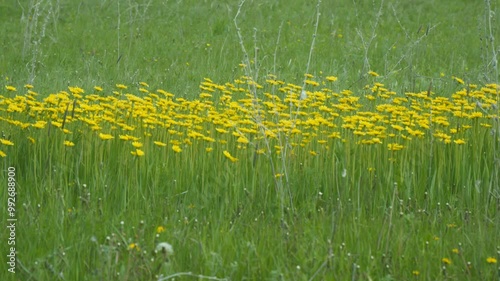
[[0, 0, 499, 280]]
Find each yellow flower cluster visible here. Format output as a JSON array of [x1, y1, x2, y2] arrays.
[[0, 74, 498, 159]]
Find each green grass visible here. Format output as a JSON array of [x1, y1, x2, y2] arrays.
[[1, 0, 500, 280], [1, 0, 498, 92]]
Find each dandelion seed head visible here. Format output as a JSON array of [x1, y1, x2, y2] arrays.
[[155, 242, 174, 256]]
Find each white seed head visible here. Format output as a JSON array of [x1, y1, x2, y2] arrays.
[[156, 242, 174, 256]]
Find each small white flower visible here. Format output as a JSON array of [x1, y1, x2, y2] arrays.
[[156, 242, 174, 256]]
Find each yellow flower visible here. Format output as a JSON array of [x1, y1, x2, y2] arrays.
[[28, 137, 35, 144], [236, 136, 249, 144], [0, 150, 6, 157], [99, 133, 114, 140], [131, 149, 145, 157], [172, 145, 182, 153], [154, 141, 167, 147], [206, 147, 213, 152], [452, 76, 465, 85], [119, 134, 139, 141], [326, 76, 338, 82], [256, 149, 265, 154], [441, 258, 452, 265], [453, 139, 466, 145], [64, 141, 75, 147], [199, 93, 212, 98], [156, 226, 166, 234], [68, 86, 84, 95], [391, 124, 404, 131], [412, 270, 420, 276], [27, 90, 38, 96], [5, 85, 17, 91], [452, 248, 459, 254], [94, 86, 103, 92], [486, 257, 497, 264], [132, 141, 143, 148], [128, 243, 140, 251], [116, 84, 128, 89], [139, 82, 149, 87], [223, 150, 238, 162], [24, 84, 34, 89], [368, 71, 379, 77], [51, 121, 62, 128], [0, 139, 14, 146], [387, 143, 404, 151], [305, 79, 319, 87]]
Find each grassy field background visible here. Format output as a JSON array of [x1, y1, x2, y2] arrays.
[[1, 0, 500, 280], [1, 0, 498, 92]]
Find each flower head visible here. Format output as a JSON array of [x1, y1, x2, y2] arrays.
[[128, 243, 140, 251], [441, 257, 452, 265], [156, 226, 166, 234], [5, 85, 17, 92], [223, 150, 238, 162], [132, 141, 143, 148], [154, 141, 167, 147], [486, 257, 497, 264], [452, 76, 465, 85], [64, 140, 75, 147], [155, 242, 174, 256], [131, 149, 145, 157], [0, 139, 14, 146], [172, 145, 182, 153], [99, 133, 114, 140], [387, 143, 404, 151], [326, 76, 338, 82]]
